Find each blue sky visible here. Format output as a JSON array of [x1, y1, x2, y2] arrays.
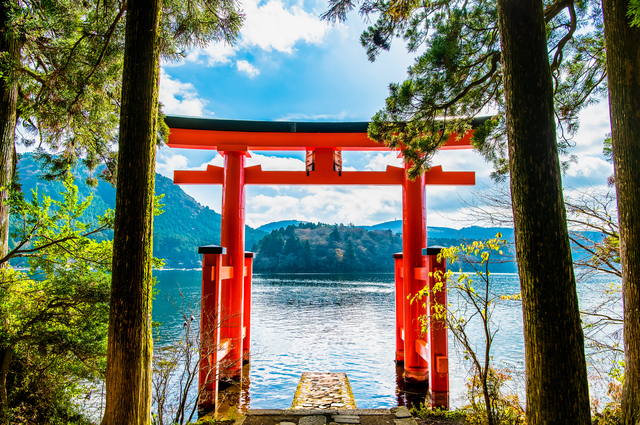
[[156, 0, 614, 229]]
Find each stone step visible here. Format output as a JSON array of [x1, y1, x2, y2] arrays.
[[291, 373, 357, 410]]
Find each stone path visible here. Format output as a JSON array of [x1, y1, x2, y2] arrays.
[[291, 373, 357, 410], [237, 406, 417, 425]]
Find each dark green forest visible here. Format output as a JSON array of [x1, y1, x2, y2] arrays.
[[12, 154, 267, 268], [252, 223, 403, 272], [250, 222, 518, 273]]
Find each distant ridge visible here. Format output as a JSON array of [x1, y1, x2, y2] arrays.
[[355, 220, 514, 240], [358, 220, 403, 234], [13, 154, 267, 268], [257, 220, 307, 233]]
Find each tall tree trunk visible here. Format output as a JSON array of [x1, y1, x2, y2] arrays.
[[0, 2, 22, 413], [0, 2, 21, 259], [0, 347, 12, 409], [101, 0, 161, 424], [602, 1, 640, 423], [496, 0, 591, 423]]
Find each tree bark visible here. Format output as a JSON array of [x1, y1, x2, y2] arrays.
[[0, 347, 12, 410], [602, 1, 640, 423], [0, 2, 21, 259], [101, 0, 162, 424], [496, 0, 591, 423]]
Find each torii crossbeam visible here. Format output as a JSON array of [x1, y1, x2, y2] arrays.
[[165, 115, 482, 413]]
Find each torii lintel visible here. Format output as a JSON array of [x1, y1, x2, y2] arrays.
[[164, 116, 488, 151]]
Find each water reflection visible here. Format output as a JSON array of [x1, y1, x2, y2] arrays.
[[394, 364, 430, 408], [153, 270, 619, 411]]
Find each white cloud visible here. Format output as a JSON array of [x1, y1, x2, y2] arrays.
[[565, 155, 612, 179], [571, 102, 611, 157], [247, 153, 305, 170], [176, 0, 333, 70], [237, 60, 261, 78], [201, 42, 237, 66], [240, 0, 330, 53], [246, 186, 402, 227], [159, 71, 209, 117], [156, 153, 189, 178], [163, 41, 236, 68], [278, 112, 348, 121], [364, 152, 403, 171], [190, 152, 305, 171]]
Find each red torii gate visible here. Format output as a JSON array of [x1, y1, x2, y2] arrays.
[[165, 116, 480, 412]]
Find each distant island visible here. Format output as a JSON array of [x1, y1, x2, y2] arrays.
[[251, 221, 517, 273]]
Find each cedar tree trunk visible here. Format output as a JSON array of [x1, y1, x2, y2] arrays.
[[0, 2, 20, 260], [101, 0, 162, 424], [602, 1, 640, 423], [496, 0, 591, 423], [0, 2, 21, 411]]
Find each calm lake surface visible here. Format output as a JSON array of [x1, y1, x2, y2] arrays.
[[152, 270, 619, 409]]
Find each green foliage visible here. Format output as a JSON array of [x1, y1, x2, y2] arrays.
[[9, 0, 127, 184], [414, 234, 523, 425], [160, 0, 243, 62], [0, 173, 112, 423], [629, 0, 640, 26], [3, 0, 242, 185], [463, 366, 525, 425], [411, 403, 467, 420], [411, 368, 525, 425], [323, 0, 605, 179], [13, 155, 266, 268]]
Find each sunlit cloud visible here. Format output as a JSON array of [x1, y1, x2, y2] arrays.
[[240, 0, 331, 53], [237, 60, 261, 78], [156, 152, 189, 178], [159, 70, 209, 117], [277, 112, 350, 121], [246, 186, 402, 227], [364, 152, 403, 171], [175, 0, 333, 73]]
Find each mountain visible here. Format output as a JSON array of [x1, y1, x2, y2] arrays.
[[359, 220, 403, 234], [356, 220, 514, 241], [14, 154, 266, 268], [153, 174, 266, 267], [257, 220, 306, 233]]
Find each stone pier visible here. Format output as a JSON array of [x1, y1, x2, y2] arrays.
[[292, 373, 357, 410]]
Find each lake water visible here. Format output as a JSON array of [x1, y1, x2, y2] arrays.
[[152, 270, 621, 410]]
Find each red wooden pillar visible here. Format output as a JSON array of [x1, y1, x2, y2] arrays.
[[243, 252, 253, 363], [393, 253, 405, 364], [402, 161, 429, 383], [425, 248, 449, 408], [198, 246, 225, 410], [220, 151, 246, 380]]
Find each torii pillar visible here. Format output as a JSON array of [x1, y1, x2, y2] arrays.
[[401, 162, 429, 383], [220, 151, 246, 381]]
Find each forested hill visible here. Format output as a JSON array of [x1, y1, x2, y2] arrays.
[[152, 174, 266, 267], [251, 223, 403, 272], [14, 155, 266, 268], [250, 223, 518, 273]]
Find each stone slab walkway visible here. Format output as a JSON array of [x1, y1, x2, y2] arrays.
[[291, 373, 357, 410], [236, 406, 416, 425]]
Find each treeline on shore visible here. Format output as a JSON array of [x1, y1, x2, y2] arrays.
[[250, 223, 518, 273]]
